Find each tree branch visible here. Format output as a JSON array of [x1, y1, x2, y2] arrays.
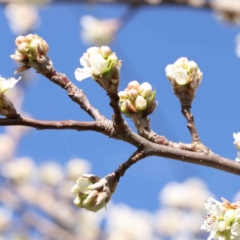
[[112, 126, 240, 176], [115, 149, 146, 178], [0, 115, 115, 136], [0, 114, 239, 176]]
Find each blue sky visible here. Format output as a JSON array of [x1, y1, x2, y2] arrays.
[[1, 3, 240, 212]]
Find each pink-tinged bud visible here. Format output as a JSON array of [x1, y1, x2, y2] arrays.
[[125, 99, 137, 113], [15, 36, 26, 46], [127, 89, 138, 100], [139, 82, 152, 98], [127, 80, 140, 90], [18, 42, 28, 54], [120, 100, 131, 117], [135, 95, 147, 111], [100, 46, 112, 59], [25, 34, 35, 42]]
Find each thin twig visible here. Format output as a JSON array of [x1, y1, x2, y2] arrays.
[[44, 69, 105, 121], [115, 149, 145, 178], [107, 92, 126, 134], [181, 106, 200, 143], [23, 211, 78, 240], [0, 115, 114, 135]]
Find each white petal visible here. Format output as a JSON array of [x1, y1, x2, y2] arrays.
[[74, 68, 92, 81], [80, 53, 90, 68], [87, 47, 99, 56], [0, 77, 21, 93], [89, 54, 108, 75], [77, 178, 93, 194], [231, 222, 240, 236], [172, 66, 189, 85]]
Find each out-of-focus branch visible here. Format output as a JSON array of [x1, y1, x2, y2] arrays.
[[23, 211, 78, 240], [0, 0, 239, 18], [0, 185, 78, 239], [14, 184, 76, 230]]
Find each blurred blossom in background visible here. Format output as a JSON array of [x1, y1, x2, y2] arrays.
[[80, 15, 120, 45], [4, 3, 41, 35]]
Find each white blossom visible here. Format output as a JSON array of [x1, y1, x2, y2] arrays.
[[165, 57, 202, 86], [75, 46, 118, 82], [106, 203, 155, 240], [0, 76, 20, 93], [39, 162, 63, 186], [201, 198, 240, 240], [201, 198, 226, 239], [1, 157, 35, 182], [160, 178, 212, 210]]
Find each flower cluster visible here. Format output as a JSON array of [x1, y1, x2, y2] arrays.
[[71, 174, 117, 212], [201, 197, 240, 240], [165, 57, 202, 106], [75, 46, 121, 92], [118, 80, 157, 117], [80, 15, 120, 45], [10, 34, 49, 73]]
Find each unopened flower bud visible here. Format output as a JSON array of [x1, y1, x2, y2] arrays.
[[71, 173, 117, 212], [166, 57, 202, 106], [127, 80, 140, 90], [127, 89, 138, 100], [119, 81, 157, 117], [120, 101, 131, 117], [25, 34, 35, 42], [135, 95, 147, 111], [118, 91, 128, 102], [15, 35, 26, 46], [29, 38, 41, 50], [75, 46, 121, 92], [139, 82, 152, 98], [125, 99, 137, 113], [187, 60, 198, 72], [18, 42, 28, 54], [100, 46, 112, 58]]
